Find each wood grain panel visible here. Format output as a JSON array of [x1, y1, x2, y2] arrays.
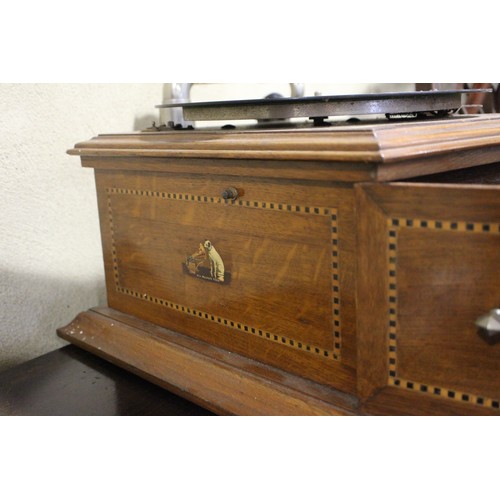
[[108, 188, 335, 351], [390, 220, 500, 405], [94, 170, 358, 392], [355, 185, 390, 400], [360, 387, 500, 416], [357, 183, 500, 413]]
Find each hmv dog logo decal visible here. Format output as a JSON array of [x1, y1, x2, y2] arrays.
[[183, 240, 231, 284]]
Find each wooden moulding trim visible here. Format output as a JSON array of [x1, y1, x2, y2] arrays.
[[67, 129, 379, 159], [376, 146, 500, 182], [80, 157, 377, 183], [66, 128, 381, 163], [374, 115, 500, 163], [57, 308, 357, 416], [66, 115, 500, 165], [68, 147, 383, 163]]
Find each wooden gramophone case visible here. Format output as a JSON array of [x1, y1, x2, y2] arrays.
[[60, 114, 500, 415]]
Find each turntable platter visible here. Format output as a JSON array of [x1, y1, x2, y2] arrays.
[[157, 89, 491, 123]]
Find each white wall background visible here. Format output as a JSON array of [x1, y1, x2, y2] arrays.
[[0, 83, 162, 371], [0, 83, 414, 372]]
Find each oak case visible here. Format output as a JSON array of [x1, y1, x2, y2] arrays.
[[60, 116, 500, 415]]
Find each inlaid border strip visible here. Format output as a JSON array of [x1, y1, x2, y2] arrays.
[[387, 217, 500, 410], [106, 187, 341, 361], [116, 285, 336, 360]]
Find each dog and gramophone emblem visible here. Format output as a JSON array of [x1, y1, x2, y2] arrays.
[[183, 240, 231, 284]]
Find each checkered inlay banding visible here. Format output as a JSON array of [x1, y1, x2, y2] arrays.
[[106, 188, 342, 361], [387, 217, 500, 410]]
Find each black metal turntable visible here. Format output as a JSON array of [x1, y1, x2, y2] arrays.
[[157, 89, 491, 129]]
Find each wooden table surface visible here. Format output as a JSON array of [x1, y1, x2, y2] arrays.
[[0, 345, 214, 416]]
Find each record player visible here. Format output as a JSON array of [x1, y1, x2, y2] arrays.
[[60, 87, 500, 415]]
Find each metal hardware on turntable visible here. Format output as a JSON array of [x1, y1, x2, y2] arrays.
[[156, 89, 492, 130]]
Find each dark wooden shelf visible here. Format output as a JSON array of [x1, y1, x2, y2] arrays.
[[0, 345, 214, 416]]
